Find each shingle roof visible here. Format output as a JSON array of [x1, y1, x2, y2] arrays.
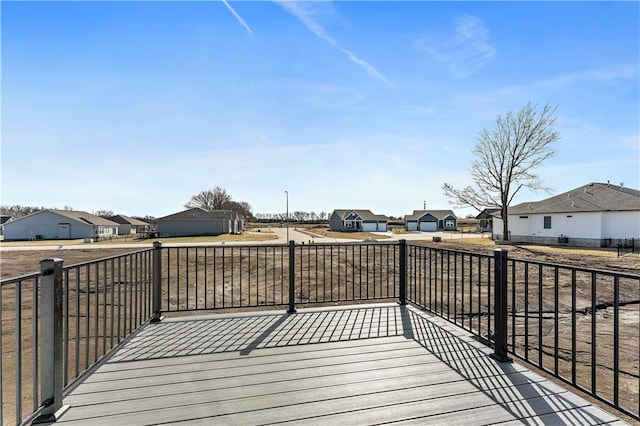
[[108, 215, 149, 226], [49, 210, 120, 226], [509, 183, 640, 214], [332, 209, 388, 221], [157, 208, 239, 221], [404, 210, 457, 221], [476, 208, 500, 220]]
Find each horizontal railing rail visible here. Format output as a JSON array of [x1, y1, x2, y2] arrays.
[[3, 239, 639, 424]]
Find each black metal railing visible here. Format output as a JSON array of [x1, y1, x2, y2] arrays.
[[405, 244, 495, 342], [1, 248, 154, 425], [160, 244, 289, 312], [2, 239, 639, 424], [616, 238, 637, 258], [403, 243, 640, 421], [505, 258, 640, 419]]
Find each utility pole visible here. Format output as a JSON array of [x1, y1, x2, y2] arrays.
[[285, 190, 289, 241]]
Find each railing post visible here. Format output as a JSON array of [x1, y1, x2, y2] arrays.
[[151, 241, 164, 323], [287, 240, 296, 313], [490, 248, 512, 363], [399, 239, 407, 305], [34, 258, 68, 423]]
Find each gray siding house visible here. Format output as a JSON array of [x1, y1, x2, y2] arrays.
[[404, 210, 457, 232], [156, 208, 243, 237], [329, 209, 388, 232], [2, 210, 119, 240], [108, 215, 150, 235], [476, 208, 500, 232]]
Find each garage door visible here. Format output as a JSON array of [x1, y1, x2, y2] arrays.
[[419, 221, 437, 232], [406, 222, 418, 231], [362, 222, 377, 232]]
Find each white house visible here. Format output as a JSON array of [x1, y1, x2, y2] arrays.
[[3, 209, 119, 240], [493, 182, 640, 247]]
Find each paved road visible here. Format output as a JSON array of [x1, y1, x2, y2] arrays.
[[0, 230, 489, 251]]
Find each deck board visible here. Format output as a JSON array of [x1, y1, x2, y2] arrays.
[[55, 303, 626, 425]]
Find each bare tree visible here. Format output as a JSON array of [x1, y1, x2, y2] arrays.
[[184, 187, 232, 211], [93, 210, 114, 218], [184, 187, 253, 219], [442, 102, 559, 241]]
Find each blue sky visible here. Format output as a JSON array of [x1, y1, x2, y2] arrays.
[[2, 1, 638, 219]]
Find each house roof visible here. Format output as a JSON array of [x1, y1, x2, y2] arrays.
[[509, 182, 640, 215], [50, 210, 120, 226], [6, 209, 119, 226], [404, 210, 457, 221], [0, 215, 11, 225], [476, 208, 500, 220], [108, 214, 149, 226], [332, 209, 388, 221], [157, 208, 239, 221]]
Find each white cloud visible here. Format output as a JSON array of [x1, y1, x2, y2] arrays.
[[221, 0, 254, 35], [534, 64, 638, 89], [275, 1, 395, 88], [415, 15, 496, 79]]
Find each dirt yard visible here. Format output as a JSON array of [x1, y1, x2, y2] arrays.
[[1, 239, 639, 424]]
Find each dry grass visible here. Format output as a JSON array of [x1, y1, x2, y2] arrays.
[[2, 240, 638, 424], [305, 226, 390, 240]]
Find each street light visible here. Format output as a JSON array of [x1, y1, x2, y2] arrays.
[[284, 190, 289, 242]]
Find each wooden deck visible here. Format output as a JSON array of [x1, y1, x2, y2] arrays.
[[54, 304, 625, 425]]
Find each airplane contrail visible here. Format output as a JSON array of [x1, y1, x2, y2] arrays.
[[221, 0, 254, 35]]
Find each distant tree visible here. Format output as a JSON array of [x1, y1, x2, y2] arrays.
[[1, 205, 54, 218], [184, 187, 253, 219], [442, 102, 559, 241], [185, 187, 232, 211], [93, 210, 114, 218], [227, 200, 254, 221]]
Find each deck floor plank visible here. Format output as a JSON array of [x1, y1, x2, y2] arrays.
[[55, 304, 626, 426]]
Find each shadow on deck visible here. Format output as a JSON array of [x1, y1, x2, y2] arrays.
[[53, 304, 624, 425]]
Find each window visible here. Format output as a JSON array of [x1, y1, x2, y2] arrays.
[[544, 216, 551, 229], [445, 219, 455, 228]]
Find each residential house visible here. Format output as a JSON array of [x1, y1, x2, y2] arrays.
[[0, 215, 11, 235], [404, 210, 457, 232], [492, 182, 640, 247], [329, 210, 388, 232], [476, 208, 500, 233], [109, 214, 150, 235], [2, 209, 119, 240], [156, 208, 244, 237]]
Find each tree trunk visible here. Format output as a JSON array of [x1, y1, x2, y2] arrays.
[[502, 212, 509, 241]]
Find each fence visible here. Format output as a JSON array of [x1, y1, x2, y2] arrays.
[[2, 240, 639, 424], [403, 244, 640, 420], [616, 238, 637, 258], [1, 249, 154, 425]]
